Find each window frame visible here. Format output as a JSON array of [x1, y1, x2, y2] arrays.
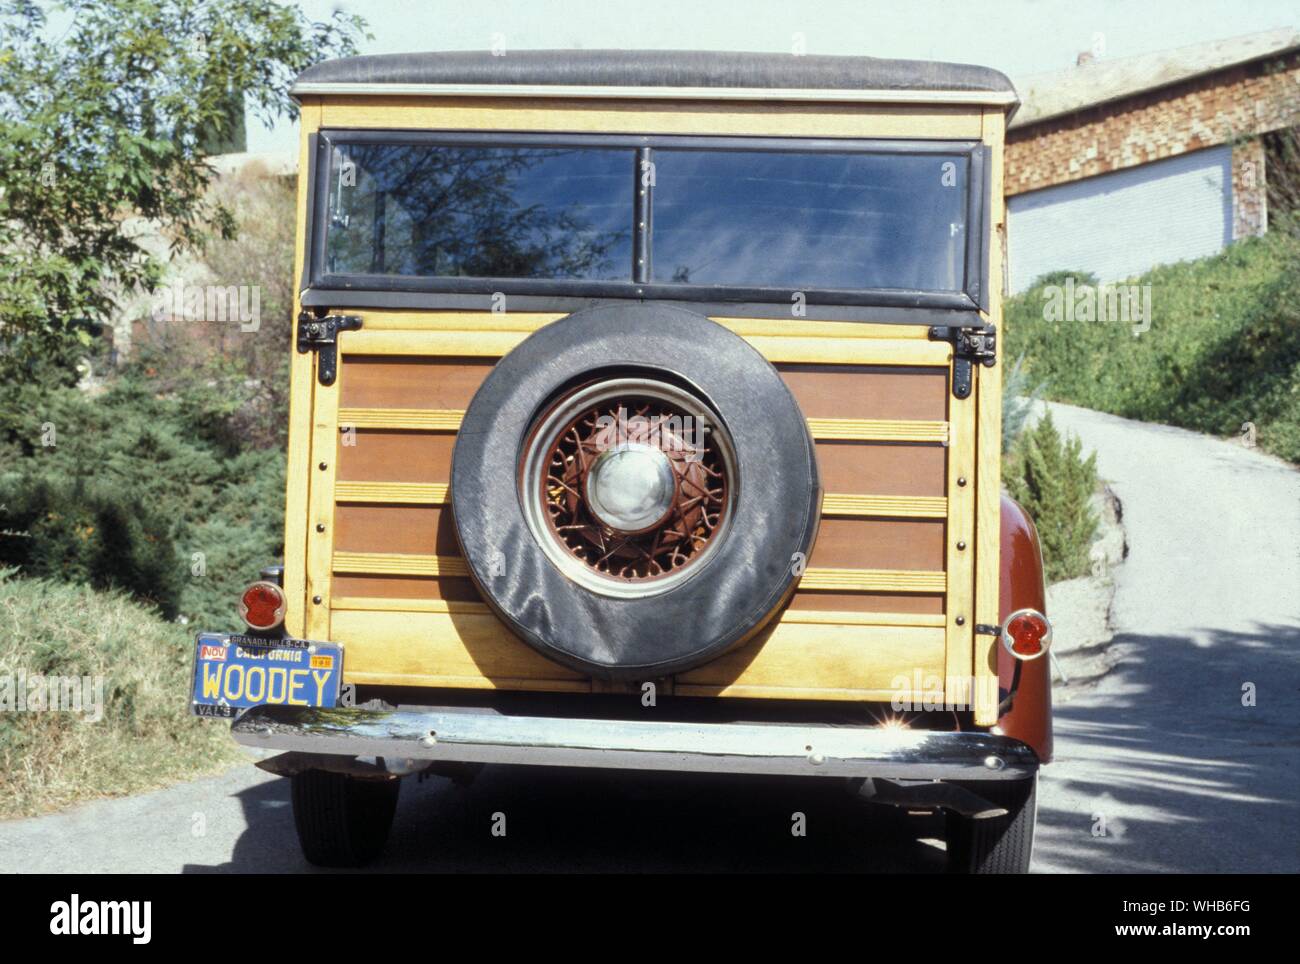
[[307, 128, 990, 313]]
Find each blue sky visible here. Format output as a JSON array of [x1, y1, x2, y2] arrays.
[[247, 0, 1299, 153]]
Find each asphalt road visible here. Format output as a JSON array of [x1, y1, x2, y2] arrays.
[[2, 403, 1296, 873]]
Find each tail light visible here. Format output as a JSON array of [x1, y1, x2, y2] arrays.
[[1000, 608, 1051, 661], [239, 581, 287, 631]]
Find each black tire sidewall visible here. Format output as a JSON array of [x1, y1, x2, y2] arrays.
[[451, 303, 820, 679]]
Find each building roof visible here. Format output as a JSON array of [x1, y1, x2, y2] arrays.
[[293, 49, 1017, 108], [1011, 27, 1300, 129]]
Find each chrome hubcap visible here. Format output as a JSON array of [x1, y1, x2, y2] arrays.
[[584, 442, 677, 533]]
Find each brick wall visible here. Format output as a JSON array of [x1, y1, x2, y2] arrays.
[[1007, 50, 1300, 197]]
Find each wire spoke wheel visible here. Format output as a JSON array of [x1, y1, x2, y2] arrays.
[[521, 377, 736, 598]]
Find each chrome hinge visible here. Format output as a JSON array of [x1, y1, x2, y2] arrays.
[[297, 311, 362, 386], [929, 324, 997, 399]]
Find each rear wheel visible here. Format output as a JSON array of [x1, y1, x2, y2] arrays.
[[945, 775, 1037, 874], [290, 769, 400, 868]]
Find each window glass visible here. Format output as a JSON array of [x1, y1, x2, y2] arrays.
[[650, 149, 969, 291], [325, 143, 634, 281]]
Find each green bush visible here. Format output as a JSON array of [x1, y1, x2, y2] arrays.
[[0, 367, 284, 630], [1005, 411, 1099, 582], [1004, 230, 1300, 463], [0, 475, 183, 618]]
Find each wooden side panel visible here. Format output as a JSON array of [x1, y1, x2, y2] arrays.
[[284, 97, 320, 638], [974, 107, 1008, 724]]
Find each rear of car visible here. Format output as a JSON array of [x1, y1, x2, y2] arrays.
[[193, 50, 1052, 871]]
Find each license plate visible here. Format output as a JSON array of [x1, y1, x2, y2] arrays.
[[191, 633, 343, 718]]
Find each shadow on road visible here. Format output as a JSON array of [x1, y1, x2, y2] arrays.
[[1038, 622, 1300, 873], [184, 766, 948, 873]]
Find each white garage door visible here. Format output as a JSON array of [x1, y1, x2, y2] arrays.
[[1007, 145, 1233, 293]]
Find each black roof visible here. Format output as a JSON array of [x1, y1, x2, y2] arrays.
[[294, 49, 1017, 99]]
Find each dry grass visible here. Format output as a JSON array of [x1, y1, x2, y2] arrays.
[[0, 569, 244, 819]]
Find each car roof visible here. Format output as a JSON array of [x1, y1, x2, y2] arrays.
[[293, 49, 1018, 111]]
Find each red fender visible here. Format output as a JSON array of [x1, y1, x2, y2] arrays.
[[996, 494, 1053, 762]]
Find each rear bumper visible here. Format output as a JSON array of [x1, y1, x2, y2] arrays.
[[231, 704, 1039, 781]]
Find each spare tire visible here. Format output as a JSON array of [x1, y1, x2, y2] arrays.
[[451, 304, 820, 679]]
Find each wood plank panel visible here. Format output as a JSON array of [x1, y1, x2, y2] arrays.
[[675, 622, 946, 700], [808, 518, 945, 572], [815, 441, 946, 497], [336, 432, 456, 483], [340, 356, 494, 411], [333, 504, 459, 556], [777, 364, 948, 421], [331, 608, 587, 689], [787, 591, 944, 615], [330, 573, 482, 602]]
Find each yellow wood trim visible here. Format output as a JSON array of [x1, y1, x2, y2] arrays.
[[319, 96, 984, 140], [305, 372, 340, 638], [353, 310, 938, 342], [332, 609, 587, 685], [335, 481, 450, 504], [335, 557, 942, 592], [821, 494, 947, 518], [332, 552, 470, 577], [942, 381, 978, 707], [974, 107, 1007, 725], [340, 325, 949, 367], [745, 335, 949, 366], [778, 609, 946, 627], [807, 418, 947, 443], [676, 622, 945, 695], [335, 407, 945, 444], [283, 98, 321, 638], [332, 596, 489, 615], [331, 481, 944, 521], [338, 408, 462, 431], [800, 567, 946, 593]]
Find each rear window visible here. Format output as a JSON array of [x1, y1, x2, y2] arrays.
[[313, 132, 984, 308], [650, 149, 969, 292], [325, 143, 634, 280]]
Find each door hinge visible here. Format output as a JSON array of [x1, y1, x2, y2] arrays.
[[297, 311, 362, 386], [928, 324, 997, 399]]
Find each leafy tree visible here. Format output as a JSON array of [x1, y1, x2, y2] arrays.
[[0, 0, 366, 381]]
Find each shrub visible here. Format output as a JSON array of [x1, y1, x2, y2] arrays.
[[0, 369, 284, 629], [0, 569, 243, 818], [0, 474, 183, 618], [1005, 411, 1099, 582]]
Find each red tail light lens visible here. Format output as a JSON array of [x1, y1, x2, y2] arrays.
[[239, 581, 286, 631], [1001, 609, 1051, 661]]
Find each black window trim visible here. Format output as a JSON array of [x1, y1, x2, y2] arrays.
[[307, 128, 990, 315]]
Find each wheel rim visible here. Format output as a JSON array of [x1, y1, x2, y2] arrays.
[[520, 377, 736, 598]]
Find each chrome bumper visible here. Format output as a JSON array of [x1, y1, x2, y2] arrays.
[[231, 705, 1038, 781]]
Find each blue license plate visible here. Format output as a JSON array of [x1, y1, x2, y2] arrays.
[[191, 633, 344, 718]]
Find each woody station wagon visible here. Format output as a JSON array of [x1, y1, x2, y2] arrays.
[[191, 49, 1053, 872]]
